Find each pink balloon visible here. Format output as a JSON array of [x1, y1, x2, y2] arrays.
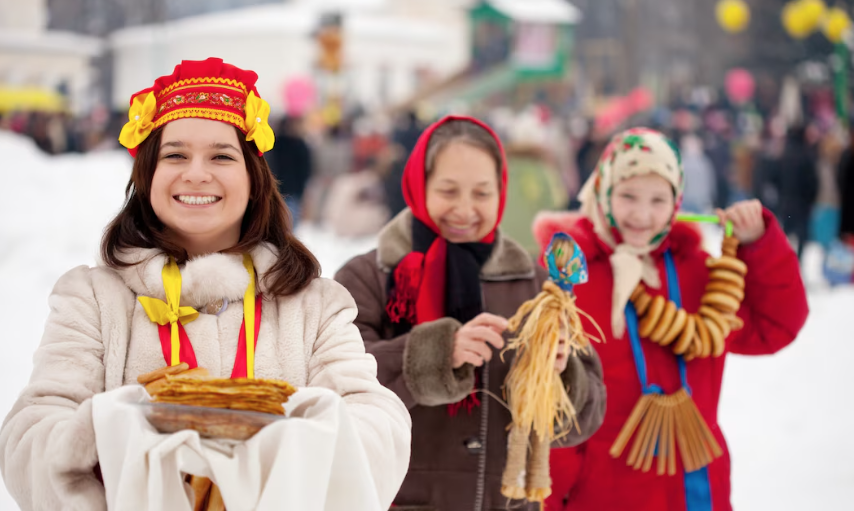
[[282, 77, 316, 116], [725, 68, 755, 104]]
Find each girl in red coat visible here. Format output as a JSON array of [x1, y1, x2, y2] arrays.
[[534, 128, 809, 511]]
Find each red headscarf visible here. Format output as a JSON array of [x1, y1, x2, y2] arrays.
[[386, 115, 509, 326]]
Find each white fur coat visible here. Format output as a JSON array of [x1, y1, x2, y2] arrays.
[[0, 243, 411, 510]]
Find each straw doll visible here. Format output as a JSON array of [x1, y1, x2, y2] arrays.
[[501, 233, 602, 503]]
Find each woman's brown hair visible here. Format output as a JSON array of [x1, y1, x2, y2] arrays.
[[424, 119, 504, 182], [101, 126, 320, 296]]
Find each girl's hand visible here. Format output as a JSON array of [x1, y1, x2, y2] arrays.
[[451, 313, 508, 368], [717, 200, 766, 245]]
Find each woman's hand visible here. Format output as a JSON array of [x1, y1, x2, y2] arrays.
[[451, 313, 508, 368], [717, 199, 766, 245]]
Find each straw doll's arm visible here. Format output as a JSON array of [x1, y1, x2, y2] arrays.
[[335, 255, 474, 409], [557, 347, 606, 446], [0, 266, 107, 510], [729, 208, 809, 355]]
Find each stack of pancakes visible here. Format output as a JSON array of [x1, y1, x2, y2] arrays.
[[135, 366, 298, 509], [137, 364, 296, 441], [150, 376, 296, 415]]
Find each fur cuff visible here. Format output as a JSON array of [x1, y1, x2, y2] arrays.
[[48, 399, 107, 510], [403, 317, 474, 406]]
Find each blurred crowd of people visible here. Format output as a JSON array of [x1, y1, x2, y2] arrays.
[[3, 81, 853, 278], [259, 91, 854, 272], [0, 109, 128, 155]]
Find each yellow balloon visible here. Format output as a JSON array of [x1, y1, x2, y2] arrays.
[[716, 0, 750, 33], [799, 0, 827, 33], [782, 2, 812, 39], [823, 7, 852, 43]]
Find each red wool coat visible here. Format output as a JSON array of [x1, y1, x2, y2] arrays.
[[534, 209, 809, 511]]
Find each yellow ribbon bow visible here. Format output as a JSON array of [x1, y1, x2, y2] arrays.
[[138, 254, 259, 377], [245, 91, 275, 153], [138, 257, 199, 366], [118, 91, 157, 150]]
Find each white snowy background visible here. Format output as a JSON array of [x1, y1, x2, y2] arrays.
[[0, 131, 851, 510]]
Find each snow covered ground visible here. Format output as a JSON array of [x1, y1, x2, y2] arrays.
[[0, 131, 852, 510]]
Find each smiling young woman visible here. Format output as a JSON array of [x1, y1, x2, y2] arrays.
[[101, 115, 317, 296], [0, 58, 411, 511]]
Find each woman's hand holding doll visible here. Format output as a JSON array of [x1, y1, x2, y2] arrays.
[[717, 199, 766, 244], [451, 312, 570, 372], [452, 313, 507, 368]]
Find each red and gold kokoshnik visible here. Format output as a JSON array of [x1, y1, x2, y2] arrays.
[[118, 58, 275, 156]]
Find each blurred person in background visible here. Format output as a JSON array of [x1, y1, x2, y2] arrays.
[[29, 113, 53, 154], [810, 124, 845, 252], [322, 167, 390, 238], [9, 111, 30, 134], [562, 115, 590, 205], [569, 119, 608, 210], [680, 133, 716, 213], [837, 125, 854, 242], [751, 124, 784, 219], [301, 119, 354, 223], [702, 108, 734, 208], [384, 110, 424, 218], [45, 114, 68, 154], [778, 123, 819, 260], [730, 140, 758, 204], [267, 115, 313, 226]]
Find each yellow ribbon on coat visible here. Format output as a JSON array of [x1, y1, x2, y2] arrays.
[[242, 253, 257, 378], [137, 257, 199, 366], [138, 254, 258, 376]]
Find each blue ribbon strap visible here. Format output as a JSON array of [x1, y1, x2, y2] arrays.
[[623, 250, 713, 511]]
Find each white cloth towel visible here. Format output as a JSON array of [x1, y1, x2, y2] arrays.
[[93, 385, 383, 511]]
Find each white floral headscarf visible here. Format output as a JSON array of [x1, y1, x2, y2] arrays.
[[578, 127, 684, 337]]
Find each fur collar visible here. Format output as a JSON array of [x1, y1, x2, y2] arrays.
[[376, 209, 535, 281], [533, 211, 704, 263], [109, 243, 279, 306]]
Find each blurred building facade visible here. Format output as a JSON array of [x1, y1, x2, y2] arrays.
[[0, 0, 102, 114], [9, 0, 851, 116], [103, 0, 469, 113]]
